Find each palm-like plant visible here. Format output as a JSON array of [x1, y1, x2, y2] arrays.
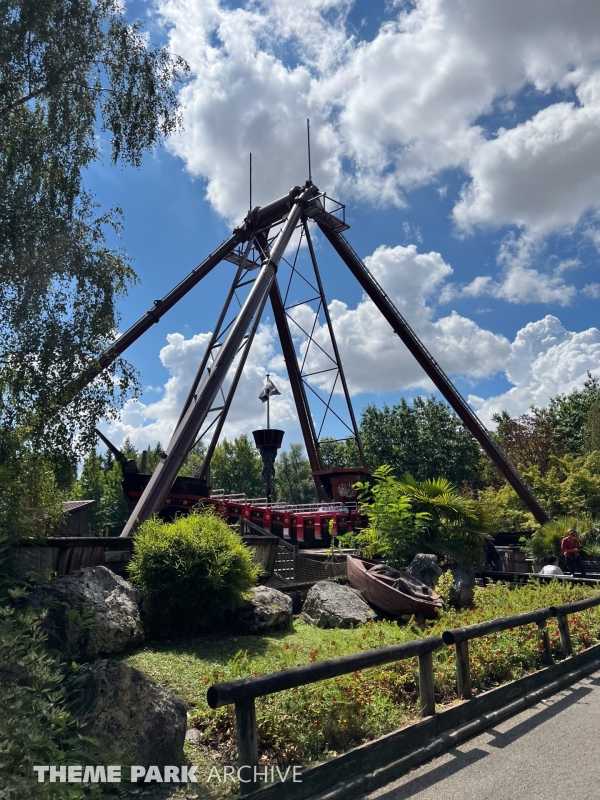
[[356, 467, 489, 568], [397, 474, 489, 566], [355, 467, 430, 567]]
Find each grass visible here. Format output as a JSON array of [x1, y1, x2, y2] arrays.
[[123, 580, 600, 793]]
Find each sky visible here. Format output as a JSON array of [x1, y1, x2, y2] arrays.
[[88, 0, 600, 455]]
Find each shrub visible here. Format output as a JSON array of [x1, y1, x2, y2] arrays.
[[354, 468, 429, 567], [476, 484, 537, 534], [0, 606, 121, 800], [128, 510, 260, 635], [521, 452, 600, 518], [522, 515, 600, 561], [435, 570, 454, 605], [356, 466, 488, 568], [0, 606, 73, 799]]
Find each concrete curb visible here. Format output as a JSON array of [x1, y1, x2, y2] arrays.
[[246, 643, 600, 800]]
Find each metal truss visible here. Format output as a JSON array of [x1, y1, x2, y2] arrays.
[[276, 219, 367, 468], [61, 178, 549, 532], [121, 193, 312, 536]]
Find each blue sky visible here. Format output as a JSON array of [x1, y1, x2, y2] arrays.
[[89, 0, 600, 453]]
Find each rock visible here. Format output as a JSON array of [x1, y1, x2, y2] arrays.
[[301, 580, 377, 628], [185, 728, 202, 744], [406, 554, 443, 589], [448, 564, 475, 607], [238, 586, 293, 633], [26, 565, 144, 659], [72, 659, 186, 769]]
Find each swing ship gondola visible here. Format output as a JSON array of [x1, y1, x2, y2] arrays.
[[96, 429, 370, 548]]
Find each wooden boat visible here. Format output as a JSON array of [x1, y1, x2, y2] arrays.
[[346, 556, 444, 618]]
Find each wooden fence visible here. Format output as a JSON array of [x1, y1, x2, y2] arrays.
[[13, 537, 134, 578], [207, 594, 600, 795]]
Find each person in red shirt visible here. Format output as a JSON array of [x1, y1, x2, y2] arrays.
[[560, 529, 586, 577]]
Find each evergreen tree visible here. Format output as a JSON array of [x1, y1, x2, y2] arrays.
[[145, 442, 166, 474], [209, 435, 263, 497], [181, 439, 207, 478], [359, 396, 480, 485], [275, 444, 318, 504], [70, 448, 129, 535]]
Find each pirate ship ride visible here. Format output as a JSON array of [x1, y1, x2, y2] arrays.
[[61, 172, 548, 548]]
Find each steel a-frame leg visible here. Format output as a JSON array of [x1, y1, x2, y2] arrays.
[[302, 220, 367, 470], [176, 239, 258, 428], [56, 233, 244, 417], [121, 196, 309, 536], [197, 286, 271, 481], [318, 225, 549, 525], [270, 277, 327, 499]]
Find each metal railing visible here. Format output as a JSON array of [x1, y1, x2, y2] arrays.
[[209, 490, 355, 514], [207, 594, 600, 795]]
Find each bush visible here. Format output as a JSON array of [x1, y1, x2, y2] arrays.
[[0, 606, 118, 800], [476, 484, 537, 534], [128, 510, 260, 635], [354, 468, 429, 567], [522, 515, 600, 562], [521, 452, 600, 518], [355, 466, 488, 568]]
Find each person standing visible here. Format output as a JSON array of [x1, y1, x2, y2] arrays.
[[560, 529, 586, 577]]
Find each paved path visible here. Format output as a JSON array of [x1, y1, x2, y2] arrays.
[[362, 670, 600, 800]]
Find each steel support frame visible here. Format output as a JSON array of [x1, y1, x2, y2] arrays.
[[176, 239, 257, 428], [302, 220, 367, 469], [52, 185, 312, 419], [53, 172, 547, 529], [317, 225, 549, 525], [55, 233, 243, 416], [121, 196, 310, 536], [197, 285, 272, 480], [269, 278, 327, 500]]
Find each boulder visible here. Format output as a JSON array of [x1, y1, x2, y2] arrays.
[[238, 586, 293, 633], [448, 564, 475, 607], [26, 565, 144, 659], [406, 554, 443, 589], [301, 580, 377, 628], [72, 659, 186, 769]]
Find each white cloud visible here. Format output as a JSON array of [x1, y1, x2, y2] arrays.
[[158, 0, 349, 222], [157, 0, 600, 238], [453, 75, 600, 235], [282, 242, 510, 394], [459, 266, 576, 306], [582, 282, 600, 299], [470, 315, 600, 425], [105, 325, 298, 449], [445, 234, 578, 305], [322, 244, 510, 392]]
